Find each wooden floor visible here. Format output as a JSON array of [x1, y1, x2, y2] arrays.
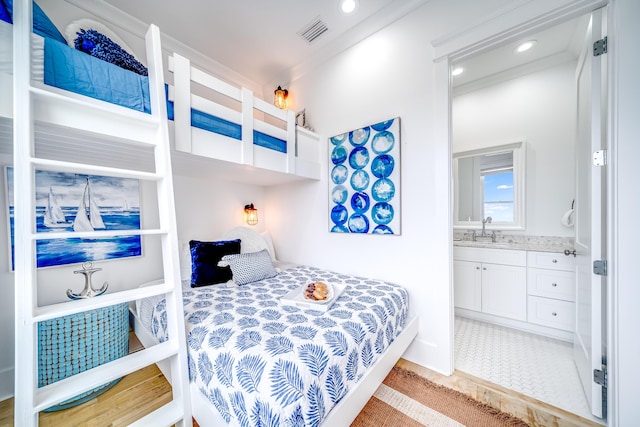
[[0, 357, 602, 427]]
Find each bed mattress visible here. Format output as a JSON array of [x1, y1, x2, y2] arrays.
[[139, 264, 410, 426]]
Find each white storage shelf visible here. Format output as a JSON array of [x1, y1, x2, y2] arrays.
[[453, 246, 576, 340]]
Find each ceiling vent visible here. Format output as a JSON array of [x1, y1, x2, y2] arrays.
[[297, 17, 329, 44]]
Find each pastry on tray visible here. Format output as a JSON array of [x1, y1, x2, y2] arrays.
[[304, 281, 331, 301]]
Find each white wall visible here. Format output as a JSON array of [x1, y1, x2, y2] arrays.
[[265, 0, 514, 374], [173, 174, 267, 279], [453, 61, 577, 237], [610, 0, 640, 423]]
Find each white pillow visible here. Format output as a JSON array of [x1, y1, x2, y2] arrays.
[[221, 227, 270, 254], [261, 231, 277, 261]]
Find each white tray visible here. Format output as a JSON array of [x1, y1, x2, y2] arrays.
[[280, 282, 346, 312]]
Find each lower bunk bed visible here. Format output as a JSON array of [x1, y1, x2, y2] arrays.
[[131, 264, 418, 426]]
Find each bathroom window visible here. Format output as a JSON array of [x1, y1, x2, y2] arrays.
[[482, 169, 514, 222]]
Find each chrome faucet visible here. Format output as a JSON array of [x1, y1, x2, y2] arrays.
[[481, 216, 492, 237]]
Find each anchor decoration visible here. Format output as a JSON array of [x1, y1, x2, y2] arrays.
[[67, 262, 109, 299]]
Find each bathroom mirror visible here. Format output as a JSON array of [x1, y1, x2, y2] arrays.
[[453, 141, 525, 230]]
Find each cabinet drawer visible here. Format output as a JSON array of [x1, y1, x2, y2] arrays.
[[527, 268, 575, 301], [454, 246, 526, 266], [527, 251, 575, 271], [527, 296, 575, 331]]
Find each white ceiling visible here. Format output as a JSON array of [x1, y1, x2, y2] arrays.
[[104, 0, 428, 88], [452, 14, 590, 90]]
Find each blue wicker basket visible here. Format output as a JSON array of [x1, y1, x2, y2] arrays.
[[37, 302, 129, 411]]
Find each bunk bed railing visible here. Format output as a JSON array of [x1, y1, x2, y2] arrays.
[[168, 52, 302, 176]]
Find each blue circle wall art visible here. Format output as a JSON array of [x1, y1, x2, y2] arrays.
[[331, 165, 348, 184], [348, 146, 370, 170], [328, 117, 401, 235], [331, 185, 348, 205], [331, 145, 348, 165], [350, 169, 370, 192], [351, 192, 371, 213]]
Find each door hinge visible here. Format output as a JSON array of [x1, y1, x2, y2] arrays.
[[593, 260, 608, 276], [593, 36, 608, 56], [594, 368, 607, 387], [593, 149, 607, 166]]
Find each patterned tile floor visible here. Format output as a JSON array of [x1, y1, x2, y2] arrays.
[[454, 316, 604, 424]]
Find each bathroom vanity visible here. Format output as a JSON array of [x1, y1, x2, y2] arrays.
[[453, 239, 575, 341]]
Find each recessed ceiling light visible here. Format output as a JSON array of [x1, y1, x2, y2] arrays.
[[515, 40, 537, 53], [339, 0, 359, 15], [452, 67, 464, 76]]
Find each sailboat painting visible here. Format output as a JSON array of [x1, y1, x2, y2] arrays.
[[6, 167, 142, 269]]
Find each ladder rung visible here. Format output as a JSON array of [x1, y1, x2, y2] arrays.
[[34, 341, 179, 412], [30, 83, 161, 145], [33, 282, 174, 322], [29, 227, 168, 241], [128, 399, 184, 427], [30, 157, 163, 181]]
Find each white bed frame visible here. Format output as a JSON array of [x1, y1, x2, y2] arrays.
[[130, 304, 418, 427]]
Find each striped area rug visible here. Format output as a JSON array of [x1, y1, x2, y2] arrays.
[[351, 367, 529, 427]]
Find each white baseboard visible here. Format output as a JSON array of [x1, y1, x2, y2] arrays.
[[0, 367, 13, 401], [402, 337, 453, 376]]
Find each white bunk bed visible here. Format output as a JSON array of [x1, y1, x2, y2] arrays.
[[7, 1, 192, 424], [168, 53, 321, 182], [0, 21, 322, 184], [3, 5, 417, 425]]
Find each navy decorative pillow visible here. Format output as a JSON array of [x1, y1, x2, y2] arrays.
[[219, 249, 277, 286], [189, 239, 241, 287], [0, 0, 11, 24], [4, 0, 67, 43], [74, 29, 148, 76]]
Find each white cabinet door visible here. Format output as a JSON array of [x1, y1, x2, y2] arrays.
[[453, 260, 482, 311], [481, 264, 527, 321]]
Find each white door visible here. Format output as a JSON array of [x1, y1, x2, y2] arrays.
[[574, 8, 607, 419], [453, 260, 482, 311], [481, 264, 527, 321]]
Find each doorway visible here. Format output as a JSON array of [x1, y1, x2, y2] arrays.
[[442, 5, 608, 424]]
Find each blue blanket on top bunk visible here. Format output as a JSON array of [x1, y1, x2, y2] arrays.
[[44, 37, 286, 153], [3, 0, 287, 153]]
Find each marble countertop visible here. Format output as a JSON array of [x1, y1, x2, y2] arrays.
[[452, 233, 574, 253]]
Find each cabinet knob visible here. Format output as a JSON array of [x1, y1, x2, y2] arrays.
[[552, 312, 557, 316], [552, 259, 558, 263], [476, 266, 480, 270], [483, 267, 487, 271], [552, 283, 557, 287]]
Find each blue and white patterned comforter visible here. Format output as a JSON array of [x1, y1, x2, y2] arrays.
[[145, 265, 409, 427]]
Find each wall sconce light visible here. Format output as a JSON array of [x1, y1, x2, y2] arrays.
[[274, 86, 288, 110], [244, 203, 258, 226]]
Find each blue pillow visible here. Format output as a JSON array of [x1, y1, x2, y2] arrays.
[[190, 239, 241, 287], [4, 0, 67, 43], [74, 29, 148, 76], [0, 0, 11, 24]]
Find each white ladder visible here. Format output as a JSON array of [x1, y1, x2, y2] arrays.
[[12, 1, 191, 425]]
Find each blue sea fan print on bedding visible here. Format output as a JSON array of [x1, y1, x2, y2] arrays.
[[146, 265, 409, 426]]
